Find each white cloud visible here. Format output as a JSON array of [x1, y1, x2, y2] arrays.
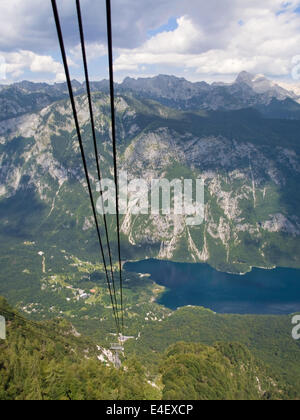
[[114, 16, 201, 71], [0, 50, 64, 81], [143, 16, 200, 55], [70, 42, 107, 61], [114, 1, 300, 79], [1, 0, 300, 82]]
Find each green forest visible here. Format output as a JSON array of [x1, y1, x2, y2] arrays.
[[0, 297, 298, 400]]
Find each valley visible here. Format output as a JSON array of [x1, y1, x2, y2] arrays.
[[0, 72, 300, 399]]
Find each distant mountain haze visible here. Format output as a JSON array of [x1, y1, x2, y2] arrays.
[[1, 72, 299, 120]]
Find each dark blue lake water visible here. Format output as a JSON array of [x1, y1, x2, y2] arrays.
[[124, 259, 300, 315]]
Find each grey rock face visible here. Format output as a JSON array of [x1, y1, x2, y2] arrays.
[[0, 79, 299, 273]]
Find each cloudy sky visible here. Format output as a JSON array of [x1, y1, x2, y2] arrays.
[[1, 0, 300, 85]]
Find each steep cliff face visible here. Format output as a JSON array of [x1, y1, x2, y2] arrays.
[[0, 86, 299, 273], [120, 123, 300, 272]]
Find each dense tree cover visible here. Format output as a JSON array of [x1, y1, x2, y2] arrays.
[[0, 298, 159, 400], [1, 298, 299, 400], [125, 307, 300, 399], [161, 342, 283, 400]]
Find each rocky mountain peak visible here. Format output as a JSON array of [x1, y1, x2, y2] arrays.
[[235, 71, 296, 99], [235, 71, 257, 85]]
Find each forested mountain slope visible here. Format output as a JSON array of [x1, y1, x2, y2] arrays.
[[0, 297, 158, 400], [0, 298, 291, 400]]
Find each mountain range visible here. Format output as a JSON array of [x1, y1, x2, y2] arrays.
[[0, 71, 300, 400], [0, 72, 300, 275], [1, 71, 300, 118]]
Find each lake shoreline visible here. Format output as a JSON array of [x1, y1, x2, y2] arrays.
[[123, 257, 278, 276], [124, 260, 300, 316]]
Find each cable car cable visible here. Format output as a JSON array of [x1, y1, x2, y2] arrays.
[[105, 0, 125, 334], [75, 0, 120, 330], [51, 0, 120, 335]]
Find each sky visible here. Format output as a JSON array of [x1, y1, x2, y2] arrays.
[[1, 0, 300, 85]]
